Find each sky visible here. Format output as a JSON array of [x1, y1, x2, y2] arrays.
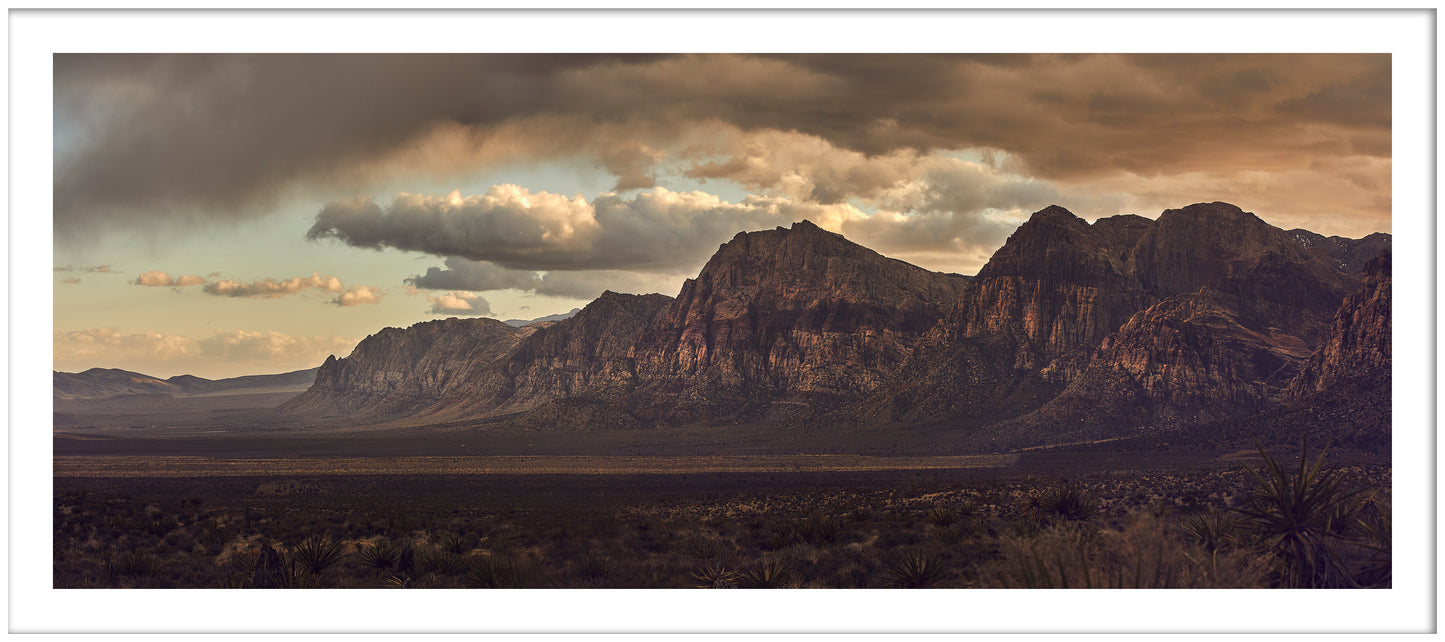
[[52, 53, 1392, 379]]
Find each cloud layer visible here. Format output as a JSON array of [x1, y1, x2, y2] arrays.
[[132, 270, 383, 303], [406, 257, 684, 300], [54, 327, 357, 378], [203, 272, 343, 298], [308, 185, 849, 273], [57, 54, 1391, 244]]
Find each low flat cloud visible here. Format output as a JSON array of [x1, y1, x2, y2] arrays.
[[203, 272, 344, 298], [196, 330, 357, 362], [135, 271, 205, 287], [55, 327, 201, 362], [54, 327, 358, 379], [60, 276, 83, 285], [133, 269, 387, 304], [406, 257, 683, 299]]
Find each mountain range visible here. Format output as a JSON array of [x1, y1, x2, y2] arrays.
[[267, 202, 1390, 450], [53, 367, 319, 401]]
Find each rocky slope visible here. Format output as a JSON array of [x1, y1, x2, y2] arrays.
[[1286, 251, 1392, 400], [279, 317, 530, 419], [626, 220, 968, 423], [865, 202, 1379, 440], [281, 292, 674, 425], [271, 203, 1388, 448]]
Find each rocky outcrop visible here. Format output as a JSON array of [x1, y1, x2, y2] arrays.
[[281, 292, 673, 426], [868, 202, 1382, 436], [1286, 251, 1392, 400], [627, 220, 968, 422], [280, 317, 528, 419], [486, 291, 672, 416], [864, 207, 1156, 424]]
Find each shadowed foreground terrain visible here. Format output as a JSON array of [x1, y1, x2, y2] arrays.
[[54, 448, 1389, 589]]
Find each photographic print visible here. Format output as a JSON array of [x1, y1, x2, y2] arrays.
[[51, 51, 1393, 593], [21, 8, 1431, 633]]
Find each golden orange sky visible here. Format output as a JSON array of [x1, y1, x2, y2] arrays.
[[53, 54, 1392, 378]]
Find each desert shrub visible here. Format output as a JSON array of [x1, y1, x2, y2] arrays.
[[416, 547, 468, 577], [108, 551, 162, 579], [690, 561, 738, 588], [439, 531, 474, 555], [1181, 510, 1241, 553], [1234, 442, 1385, 588], [1037, 487, 1100, 523], [882, 550, 948, 588], [1000, 515, 1044, 539], [466, 554, 527, 588], [573, 550, 618, 581], [293, 536, 348, 576], [793, 512, 843, 547], [984, 516, 1267, 589], [358, 540, 401, 571], [925, 508, 960, 528], [737, 559, 794, 588]]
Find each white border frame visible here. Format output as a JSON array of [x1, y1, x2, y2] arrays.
[[10, 8, 1435, 635]]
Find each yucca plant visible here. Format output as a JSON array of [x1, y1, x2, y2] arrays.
[[466, 554, 526, 588], [107, 551, 162, 579], [1038, 487, 1100, 523], [1181, 510, 1241, 554], [1351, 492, 1392, 588], [417, 547, 468, 577], [793, 512, 843, 547], [925, 508, 960, 528], [440, 531, 474, 555], [293, 536, 348, 576], [359, 540, 401, 571], [737, 559, 794, 588], [573, 550, 618, 581], [1234, 440, 1369, 588], [690, 561, 738, 588], [882, 550, 949, 588]]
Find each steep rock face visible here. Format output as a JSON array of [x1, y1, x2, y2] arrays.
[[488, 292, 673, 416], [1027, 289, 1314, 433], [629, 220, 967, 422], [949, 207, 1154, 378], [281, 317, 527, 418], [1286, 251, 1392, 400], [873, 202, 1383, 432], [281, 293, 673, 425], [866, 207, 1155, 424], [1129, 202, 1353, 347]]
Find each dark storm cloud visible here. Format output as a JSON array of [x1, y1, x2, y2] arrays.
[[407, 256, 683, 300], [57, 53, 1391, 243], [306, 185, 834, 272]]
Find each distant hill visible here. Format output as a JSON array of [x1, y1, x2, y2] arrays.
[[53, 366, 319, 401], [503, 309, 582, 327]]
